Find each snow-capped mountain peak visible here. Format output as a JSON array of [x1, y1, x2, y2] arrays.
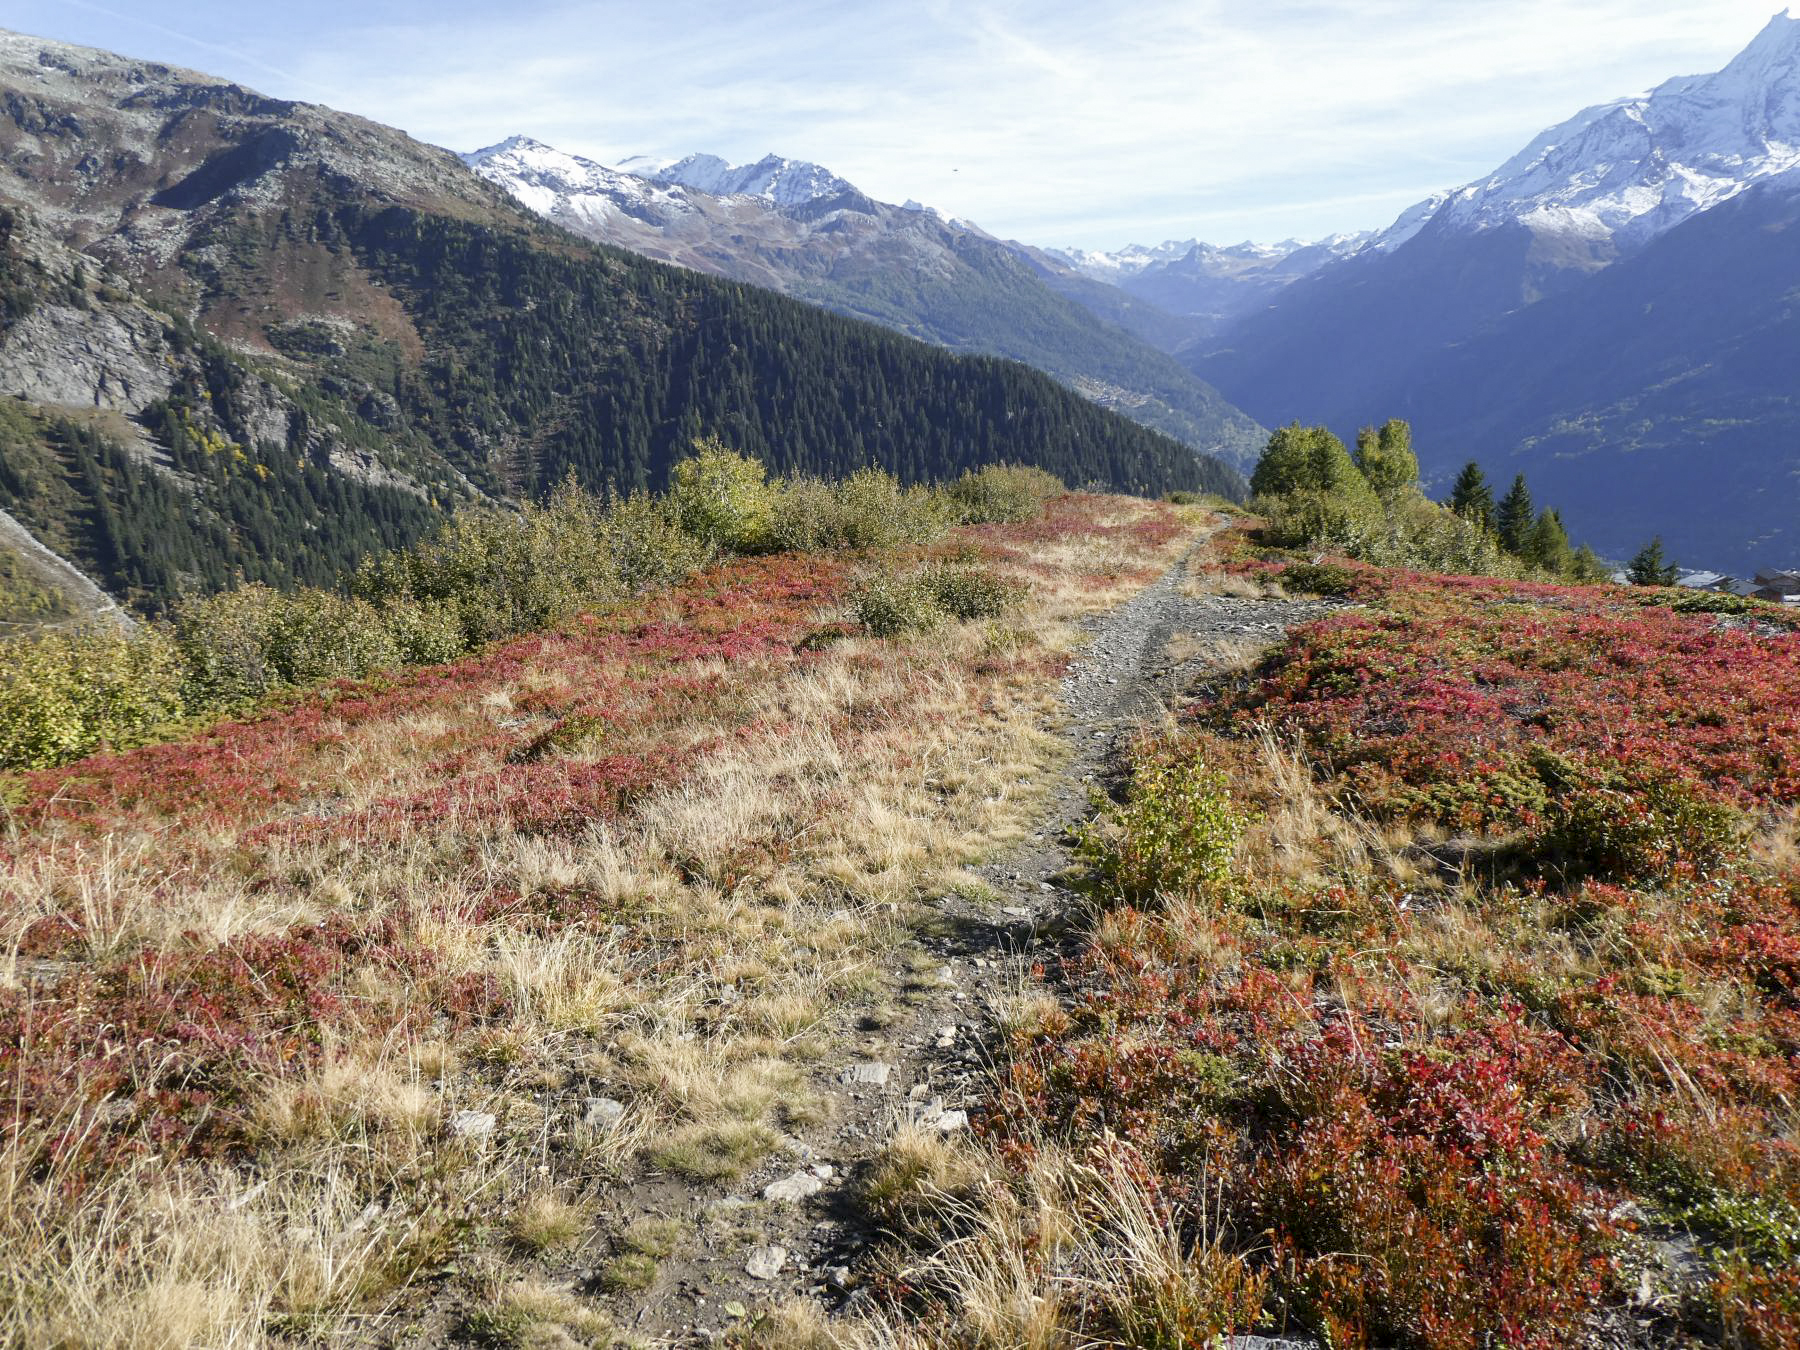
[[461, 136, 700, 231], [1393, 9, 1800, 250], [461, 139, 866, 216], [639, 152, 863, 208]]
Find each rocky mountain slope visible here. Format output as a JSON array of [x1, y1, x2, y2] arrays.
[[463, 138, 1267, 466], [1189, 11, 1800, 572], [0, 30, 1234, 617]]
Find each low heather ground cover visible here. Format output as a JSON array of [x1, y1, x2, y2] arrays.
[[886, 535, 1799, 1349], [0, 490, 1191, 1347]]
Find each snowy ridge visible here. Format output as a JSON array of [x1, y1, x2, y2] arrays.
[[1054, 11, 1800, 292], [642, 152, 863, 207], [1052, 233, 1372, 284], [464, 139, 874, 222], [1399, 9, 1800, 250], [461, 136, 702, 229]]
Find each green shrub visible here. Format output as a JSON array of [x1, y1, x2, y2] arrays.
[[763, 477, 839, 554], [851, 561, 1025, 636], [834, 468, 943, 549], [603, 492, 711, 593], [666, 440, 774, 551], [1277, 561, 1361, 598], [1250, 423, 1376, 503], [0, 627, 186, 770], [353, 485, 622, 645], [378, 596, 466, 666], [1256, 488, 1380, 552], [263, 589, 406, 689], [766, 469, 945, 553], [174, 585, 404, 706], [945, 464, 1063, 524], [1079, 749, 1249, 901], [851, 574, 942, 637], [1261, 489, 1525, 580], [1529, 750, 1743, 881], [919, 563, 1024, 621], [1651, 590, 1753, 616]]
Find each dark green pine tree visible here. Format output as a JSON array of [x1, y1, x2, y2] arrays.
[[1525, 508, 1574, 576], [1570, 544, 1609, 584], [1448, 461, 1495, 531], [1626, 536, 1680, 586], [1496, 473, 1535, 555]]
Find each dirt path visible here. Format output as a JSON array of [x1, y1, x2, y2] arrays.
[[607, 535, 1342, 1346]]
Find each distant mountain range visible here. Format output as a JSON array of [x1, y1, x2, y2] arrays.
[[462, 137, 1268, 469], [4, 8, 1793, 614], [457, 10, 1800, 576], [1044, 236, 1373, 341], [1187, 10, 1800, 572], [0, 29, 1232, 620]]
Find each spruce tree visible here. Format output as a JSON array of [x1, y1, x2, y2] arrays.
[[1626, 537, 1679, 586], [1525, 508, 1574, 576], [1449, 461, 1495, 531], [1496, 474, 1535, 554], [1570, 544, 1609, 584]]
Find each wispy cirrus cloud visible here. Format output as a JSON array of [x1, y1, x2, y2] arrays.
[[9, 0, 1787, 246]]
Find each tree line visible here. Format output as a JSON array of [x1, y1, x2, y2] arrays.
[[1249, 419, 1608, 583]]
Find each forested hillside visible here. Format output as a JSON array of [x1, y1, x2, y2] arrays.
[[0, 30, 1236, 619], [464, 139, 1267, 466], [334, 205, 1238, 500]]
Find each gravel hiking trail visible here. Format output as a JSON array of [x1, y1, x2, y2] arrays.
[[563, 528, 1340, 1347]]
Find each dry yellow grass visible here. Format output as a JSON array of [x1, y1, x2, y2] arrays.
[[0, 496, 1200, 1347], [855, 1128, 1264, 1350]]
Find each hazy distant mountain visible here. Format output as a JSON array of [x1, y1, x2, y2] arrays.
[[464, 137, 1266, 468], [1048, 236, 1373, 340], [1189, 10, 1800, 572]]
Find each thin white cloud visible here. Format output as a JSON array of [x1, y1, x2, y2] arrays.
[[30, 0, 327, 95], [11, 0, 1789, 246]]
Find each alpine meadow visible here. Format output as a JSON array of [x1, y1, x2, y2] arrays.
[[1, 8, 1797, 1350]]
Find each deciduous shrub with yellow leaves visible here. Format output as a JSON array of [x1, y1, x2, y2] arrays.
[[0, 627, 186, 770]]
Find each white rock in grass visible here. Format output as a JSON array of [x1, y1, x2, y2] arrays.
[[763, 1171, 825, 1204], [744, 1244, 787, 1280], [583, 1096, 625, 1129], [449, 1110, 496, 1138]]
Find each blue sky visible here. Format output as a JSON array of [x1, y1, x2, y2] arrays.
[[6, 0, 1788, 248]]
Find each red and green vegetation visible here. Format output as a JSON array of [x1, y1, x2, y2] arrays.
[[0, 453, 1196, 1347], [0, 453, 1064, 775], [948, 529, 1800, 1348]]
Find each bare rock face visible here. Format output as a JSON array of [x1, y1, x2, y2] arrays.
[[230, 374, 295, 453], [0, 28, 513, 281], [0, 297, 170, 414]]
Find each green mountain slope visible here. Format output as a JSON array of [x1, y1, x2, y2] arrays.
[[0, 30, 1236, 618], [464, 140, 1265, 467]]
